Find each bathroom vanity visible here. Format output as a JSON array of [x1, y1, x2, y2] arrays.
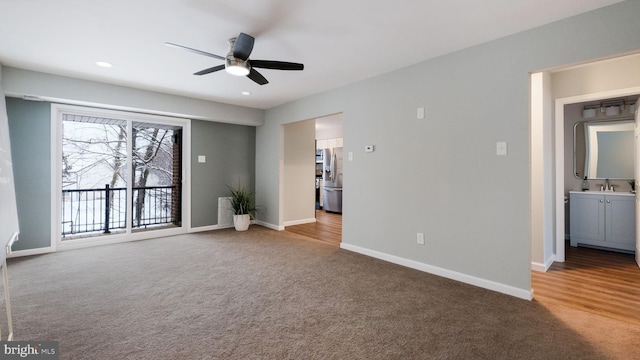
[[569, 191, 636, 252]]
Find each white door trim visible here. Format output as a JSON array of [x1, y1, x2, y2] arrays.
[[50, 104, 191, 252], [554, 86, 640, 264]]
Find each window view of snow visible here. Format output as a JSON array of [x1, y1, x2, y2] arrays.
[[61, 115, 182, 238]]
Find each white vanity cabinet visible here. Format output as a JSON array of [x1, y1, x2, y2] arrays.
[[569, 191, 635, 252]]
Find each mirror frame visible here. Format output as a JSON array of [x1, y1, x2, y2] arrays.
[[573, 118, 635, 180]]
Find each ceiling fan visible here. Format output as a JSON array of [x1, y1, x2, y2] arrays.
[[165, 33, 304, 85]]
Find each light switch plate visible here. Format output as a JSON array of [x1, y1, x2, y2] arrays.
[[198, 155, 206, 163], [348, 152, 353, 161], [417, 107, 425, 119], [496, 141, 507, 156]]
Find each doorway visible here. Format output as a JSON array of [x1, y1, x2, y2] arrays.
[[531, 52, 640, 269], [283, 113, 343, 245], [53, 104, 189, 250], [530, 53, 640, 324]]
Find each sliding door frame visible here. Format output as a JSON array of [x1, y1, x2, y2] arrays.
[[51, 104, 191, 252]]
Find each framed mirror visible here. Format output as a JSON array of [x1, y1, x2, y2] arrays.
[[574, 120, 634, 180]]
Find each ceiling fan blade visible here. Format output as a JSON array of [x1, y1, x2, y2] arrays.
[[165, 42, 225, 61], [250, 60, 304, 71], [194, 64, 226, 76], [247, 68, 269, 85], [233, 33, 255, 61]]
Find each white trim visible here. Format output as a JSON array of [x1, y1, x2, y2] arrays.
[[256, 221, 284, 231], [51, 104, 191, 252], [189, 219, 260, 233], [8, 246, 55, 258], [278, 125, 285, 229], [51, 106, 61, 252], [554, 95, 565, 263], [554, 85, 640, 264], [531, 256, 555, 272], [284, 218, 316, 227], [55, 227, 186, 252], [125, 117, 133, 238], [181, 120, 192, 233], [341, 243, 533, 301], [189, 224, 235, 233]]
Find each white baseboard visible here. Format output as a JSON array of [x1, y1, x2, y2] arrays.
[[531, 255, 554, 272], [8, 246, 55, 258], [340, 243, 533, 301], [256, 220, 284, 231], [284, 218, 316, 227], [190, 220, 264, 233], [189, 224, 234, 233]]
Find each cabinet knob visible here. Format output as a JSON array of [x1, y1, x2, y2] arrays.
[[600, 199, 603, 203], [607, 200, 611, 203]]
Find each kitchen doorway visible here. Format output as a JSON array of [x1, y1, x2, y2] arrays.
[[283, 113, 343, 245]]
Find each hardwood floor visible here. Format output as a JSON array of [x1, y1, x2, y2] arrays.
[[531, 243, 640, 325], [285, 210, 342, 246]]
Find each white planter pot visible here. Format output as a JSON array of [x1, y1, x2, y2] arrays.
[[233, 214, 251, 231]]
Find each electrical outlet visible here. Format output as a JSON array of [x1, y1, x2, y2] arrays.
[[417, 233, 425, 245]]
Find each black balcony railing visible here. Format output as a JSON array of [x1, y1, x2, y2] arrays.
[[61, 184, 177, 237]]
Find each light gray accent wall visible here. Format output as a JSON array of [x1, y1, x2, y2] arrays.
[[256, 1, 640, 292], [6, 97, 51, 251], [284, 119, 316, 223], [191, 120, 255, 228], [1, 67, 264, 126], [5, 99, 256, 248]]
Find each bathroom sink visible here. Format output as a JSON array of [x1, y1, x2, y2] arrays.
[[574, 190, 635, 196]]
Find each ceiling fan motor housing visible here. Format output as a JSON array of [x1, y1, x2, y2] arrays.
[[225, 38, 250, 76]]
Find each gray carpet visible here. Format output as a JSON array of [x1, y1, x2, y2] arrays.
[[3, 226, 640, 359]]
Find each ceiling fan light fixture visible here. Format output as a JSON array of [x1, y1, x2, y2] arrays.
[[225, 57, 250, 76], [95, 61, 113, 68]]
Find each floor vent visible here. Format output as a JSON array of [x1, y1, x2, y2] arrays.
[[218, 197, 233, 227]]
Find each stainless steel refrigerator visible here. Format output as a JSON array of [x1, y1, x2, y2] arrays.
[[322, 147, 343, 213]]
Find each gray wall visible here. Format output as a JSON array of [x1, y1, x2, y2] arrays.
[[256, 1, 640, 294], [6, 98, 51, 251], [6, 98, 257, 249], [2, 67, 264, 126], [191, 120, 255, 228]]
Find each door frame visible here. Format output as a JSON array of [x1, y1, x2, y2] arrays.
[[51, 103, 191, 252], [553, 86, 640, 264]]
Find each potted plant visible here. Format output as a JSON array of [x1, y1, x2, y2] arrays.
[[227, 184, 257, 231]]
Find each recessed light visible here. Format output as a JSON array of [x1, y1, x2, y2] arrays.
[[96, 61, 113, 68], [241, 91, 251, 96]]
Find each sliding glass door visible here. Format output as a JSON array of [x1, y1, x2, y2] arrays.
[[54, 105, 188, 245]]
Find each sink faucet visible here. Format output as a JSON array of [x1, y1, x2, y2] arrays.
[[605, 179, 610, 191]]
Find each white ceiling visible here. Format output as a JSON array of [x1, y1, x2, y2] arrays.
[[0, 0, 625, 110]]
